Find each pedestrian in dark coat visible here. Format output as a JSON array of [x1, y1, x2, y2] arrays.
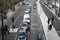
[[48, 18, 50, 24], [4, 25, 9, 34], [48, 20, 52, 32], [51, 16, 54, 25]]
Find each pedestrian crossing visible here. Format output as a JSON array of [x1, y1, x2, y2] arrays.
[[9, 28, 18, 33]]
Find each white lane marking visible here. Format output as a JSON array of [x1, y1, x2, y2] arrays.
[[9, 28, 18, 33]]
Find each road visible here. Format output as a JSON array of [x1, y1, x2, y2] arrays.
[[29, 2, 44, 40], [40, 0, 60, 36], [5, 3, 27, 40], [0, 0, 29, 40], [0, 0, 45, 40]]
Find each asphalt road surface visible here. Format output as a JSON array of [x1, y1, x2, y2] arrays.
[[0, 0, 30, 40], [0, 0, 45, 40], [30, 5, 43, 40]]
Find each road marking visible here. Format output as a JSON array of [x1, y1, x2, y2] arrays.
[[9, 28, 18, 33]]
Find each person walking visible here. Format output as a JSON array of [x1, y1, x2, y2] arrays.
[[1, 27, 5, 40], [51, 16, 54, 25], [4, 24, 9, 34], [12, 16, 14, 23], [48, 18, 50, 24], [48, 19, 52, 32]]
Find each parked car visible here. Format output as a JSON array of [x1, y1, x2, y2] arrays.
[[22, 1, 26, 5], [25, 11, 29, 14], [23, 17, 30, 25], [33, 3, 37, 9], [26, 9, 31, 13], [20, 23, 28, 30], [16, 28, 27, 40], [23, 14, 30, 20], [26, 2, 30, 5]]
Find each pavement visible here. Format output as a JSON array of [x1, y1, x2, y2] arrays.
[[37, 0, 60, 40], [40, 0, 60, 36]]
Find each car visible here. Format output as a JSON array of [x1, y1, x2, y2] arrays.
[[25, 2, 29, 5], [29, 0, 31, 2], [26, 9, 31, 13], [23, 14, 30, 20], [20, 23, 28, 30], [25, 11, 29, 14], [22, 1, 26, 5], [16, 28, 27, 40], [23, 17, 30, 25], [23, 19, 30, 24], [23, 14, 30, 25], [33, 3, 37, 9]]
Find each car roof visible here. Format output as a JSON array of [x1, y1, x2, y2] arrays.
[[25, 11, 29, 13], [24, 14, 30, 18]]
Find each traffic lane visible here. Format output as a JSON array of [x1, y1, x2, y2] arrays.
[[6, 5, 28, 40], [7, 5, 26, 27], [30, 5, 43, 40], [6, 33, 17, 40], [14, 5, 28, 28]]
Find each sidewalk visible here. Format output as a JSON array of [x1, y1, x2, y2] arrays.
[[37, 0, 60, 40]]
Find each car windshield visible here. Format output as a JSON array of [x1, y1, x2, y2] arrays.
[[25, 18, 30, 20], [21, 23, 27, 26], [18, 32, 26, 36]]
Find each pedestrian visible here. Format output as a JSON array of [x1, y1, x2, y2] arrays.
[[12, 17, 14, 23], [51, 16, 54, 24], [1, 27, 6, 40], [48, 20, 52, 32], [48, 18, 50, 24], [48, 24, 52, 31], [4, 24, 9, 34]]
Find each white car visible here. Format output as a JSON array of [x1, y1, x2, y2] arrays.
[[23, 14, 30, 25], [25, 11, 29, 14], [23, 19, 30, 25], [23, 19, 30, 23], [20, 23, 28, 30], [23, 14, 30, 19]]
